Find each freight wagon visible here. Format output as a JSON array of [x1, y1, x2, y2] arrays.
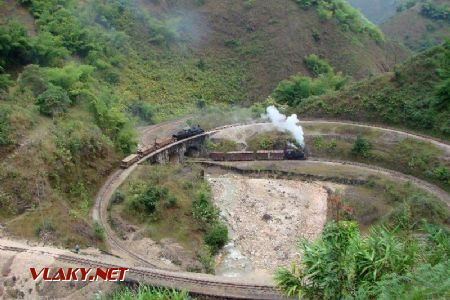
[[225, 151, 255, 161], [120, 154, 140, 168], [209, 149, 306, 161], [255, 150, 284, 160], [137, 144, 157, 156]]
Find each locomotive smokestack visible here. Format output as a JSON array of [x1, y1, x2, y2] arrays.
[[265, 106, 305, 148]]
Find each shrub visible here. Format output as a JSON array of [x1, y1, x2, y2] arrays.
[[205, 222, 229, 253], [275, 221, 417, 299], [109, 285, 192, 300], [164, 195, 178, 208], [34, 219, 55, 236], [273, 72, 347, 106], [192, 190, 218, 224], [351, 135, 371, 157], [31, 31, 69, 66], [93, 221, 104, 240], [304, 54, 333, 77], [36, 84, 71, 116], [17, 65, 49, 96], [44, 63, 94, 91], [130, 186, 168, 215], [111, 190, 126, 204], [0, 21, 32, 67], [294, 0, 384, 42], [0, 108, 12, 145], [0, 73, 13, 91], [128, 102, 155, 124]]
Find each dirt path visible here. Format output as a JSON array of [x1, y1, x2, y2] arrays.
[[300, 120, 450, 156]]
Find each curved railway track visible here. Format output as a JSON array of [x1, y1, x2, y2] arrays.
[[89, 121, 449, 298], [0, 244, 282, 299]]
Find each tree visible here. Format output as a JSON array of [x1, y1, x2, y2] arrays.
[[17, 64, 48, 96], [0, 21, 32, 67], [351, 135, 371, 157], [35, 84, 71, 117], [205, 223, 228, 253]]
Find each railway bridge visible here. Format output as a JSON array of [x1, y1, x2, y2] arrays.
[[146, 134, 209, 164]]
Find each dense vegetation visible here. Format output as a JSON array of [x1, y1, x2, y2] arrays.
[[275, 220, 449, 299], [272, 55, 347, 106], [0, 0, 248, 245], [382, 0, 450, 51], [108, 285, 192, 300], [294, 0, 384, 42], [293, 40, 450, 139], [112, 164, 227, 273], [420, 1, 450, 22]]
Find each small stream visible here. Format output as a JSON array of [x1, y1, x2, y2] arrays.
[[215, 240, 254, 277]]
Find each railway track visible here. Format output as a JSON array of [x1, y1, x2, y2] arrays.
[[90, 121, 450, 299], [0, 244, 283, 299]]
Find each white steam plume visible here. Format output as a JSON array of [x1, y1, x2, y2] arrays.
[[265, 106, 304, 147]]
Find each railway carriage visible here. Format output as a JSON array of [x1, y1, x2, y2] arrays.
[[120, 154, 140, 168]]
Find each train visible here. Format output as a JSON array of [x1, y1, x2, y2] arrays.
[[121, 126, 205, 168], [209, 149, 306, 161], [173, 125, 204, 141]]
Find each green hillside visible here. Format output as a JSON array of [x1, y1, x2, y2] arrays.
[[291, 40, 450, 139], [0, 0, 409, 245], [382, 0, 450, 51]]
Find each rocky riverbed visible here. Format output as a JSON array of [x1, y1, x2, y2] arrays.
[[207, 174, 328, 276]]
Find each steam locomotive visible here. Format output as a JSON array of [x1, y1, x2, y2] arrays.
[[121, 126, 205, 168], [173, 125, 204, 141]]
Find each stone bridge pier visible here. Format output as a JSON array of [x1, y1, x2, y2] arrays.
[[147, 135, 208, 164]]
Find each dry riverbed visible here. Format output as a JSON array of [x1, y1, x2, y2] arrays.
[[207, 174, 328, 277]]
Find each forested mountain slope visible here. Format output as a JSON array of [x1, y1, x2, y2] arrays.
[[293, 41, 450, 139], [382, 0, 450, 51], [0, 0, 408, 246]]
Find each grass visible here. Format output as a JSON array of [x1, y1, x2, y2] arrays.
[[108, 285, 192, 300], [246, 130, 295, 151], [296, 42, 450, 140], [111, 164, 208, 253], [334, 177, 449, 231], [306, 133, 450, 192]]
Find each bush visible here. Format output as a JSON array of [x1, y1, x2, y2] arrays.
[[0, 21, 32, 67], [163, 195, 178, 208], [304, 54, 333, 77], [0, 73, 13, 91], [351, 135, 371, 157], [205, 222, 229, 253], [0, 108, 12, 146], [17, 65, 49, 96], [93, 221, 104, 240], [192, 190, 218, 224], [275, 221, 417, 299], [31, 31, 69, 66], [34, 219, 55, 236], [130, 186, 168, 215], [36, 84, 71, 116], [272, 72, 347, 106], [294, 0, 384, 42], [109, 285, 192, 300], [111, 190, 126, 204]]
